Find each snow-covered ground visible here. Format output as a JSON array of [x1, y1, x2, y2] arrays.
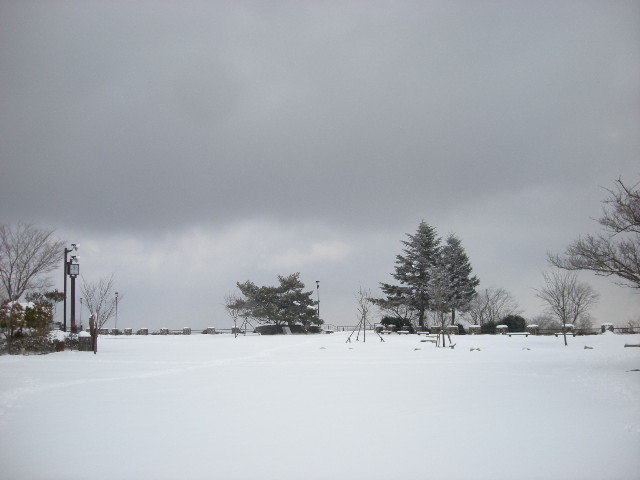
[[1, 332, 639, 480]]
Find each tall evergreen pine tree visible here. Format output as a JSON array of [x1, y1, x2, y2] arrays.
[[376, 223, 479, 329], [234, 273, 319, 328], [379, 221, 441, 328], [440, 233, 480, 325]]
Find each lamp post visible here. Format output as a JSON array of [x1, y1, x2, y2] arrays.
[[68, 254, 79, 333], [316, 280, 320, 320], [62, 244, 79, 332], [79, 297, 83, 331], [115, 292, 119, 330]]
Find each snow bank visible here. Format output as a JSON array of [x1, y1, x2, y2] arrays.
[[0, 333, 638, 480]]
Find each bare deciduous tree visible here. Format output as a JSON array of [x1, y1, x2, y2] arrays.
[[535, 270, 599, 345], [224, 293, 242, 337], [529, 313, 561, 330], [356, 287, 373, 323], [82, 274, 119, 353], [0, 224, 65, 301], [425, 262, 454, 347], [0, 224, 65, 335], [466, 287, 520, 326], [347, 287, 383, 343], [549, 178, 640, 289], [625, 315, 640, 333]]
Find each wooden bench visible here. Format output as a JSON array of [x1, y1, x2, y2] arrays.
[[397, 330, 412, 335], [418, 334, 439, 344], [554, 332, 576, 337], [508, 332, 529, 337]]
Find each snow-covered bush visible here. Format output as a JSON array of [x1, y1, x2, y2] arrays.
[[1, 328, 65, 355]]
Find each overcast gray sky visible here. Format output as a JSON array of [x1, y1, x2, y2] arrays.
[[1, 1, 638, 330]]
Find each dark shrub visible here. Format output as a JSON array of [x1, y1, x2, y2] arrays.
[[254, 324, 324, 335], [254, 324, 283, 335], [289, 324, 307, 334], [500, 315, 527, 332], [481, 321, 497, 335], [65, 335, 79, 350], [380, 316, 414, 332], [3, 330, 60, 355], [380, 316, 402, 330]]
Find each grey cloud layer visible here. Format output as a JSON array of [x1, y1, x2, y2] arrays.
[[2, 2, 637, 234]]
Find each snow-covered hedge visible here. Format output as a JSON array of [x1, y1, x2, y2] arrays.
[[0, 329, 72, 355]]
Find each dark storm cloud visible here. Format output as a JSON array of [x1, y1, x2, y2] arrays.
[[2, 1, 637, 234]]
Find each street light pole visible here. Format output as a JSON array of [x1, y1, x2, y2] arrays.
[[63, 248, 70, 332], [115, 292, 119, 330], [316, 280, 320, 320], [62, 244, 78, 332], [70, 271, 76, 333], [69, 253, 79, 333]]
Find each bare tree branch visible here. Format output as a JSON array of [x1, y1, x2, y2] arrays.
[[0, 224, 65, 302], [549, 177, 640, 289], [599, 178, 640, 235]]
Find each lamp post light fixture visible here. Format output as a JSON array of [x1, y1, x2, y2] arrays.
[[115, 292, 119, 330], [62, 243, 79, 332]]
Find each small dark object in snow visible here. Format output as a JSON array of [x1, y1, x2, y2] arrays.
[[449, 343, 456, 349], [320, 347, 326, 349], [584, 346, 594, 350], [627, 369, 640, 372], [522, 347, 531, 351], [414, 348, 421, 351], [470, 347, 481, 352]]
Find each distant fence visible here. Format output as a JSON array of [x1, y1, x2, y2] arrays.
[[83, 325, 639, 336], [91, 327, 253, 336], [333, 325, 638, 335], [333, 325, 376, 332], [536, 327, 638, 335]]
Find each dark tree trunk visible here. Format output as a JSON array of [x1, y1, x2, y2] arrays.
[[418, 307, 425, 328]]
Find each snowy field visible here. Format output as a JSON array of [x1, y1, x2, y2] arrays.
[[1, 332, 639, 480]]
